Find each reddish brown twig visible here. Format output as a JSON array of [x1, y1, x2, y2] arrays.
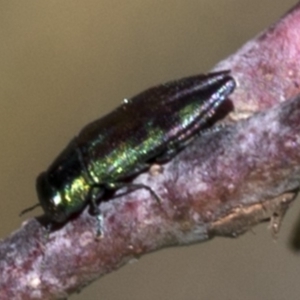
[[1, 2, 300, 299]]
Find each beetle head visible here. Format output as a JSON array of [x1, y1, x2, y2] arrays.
[[36, 172, 69, 223]]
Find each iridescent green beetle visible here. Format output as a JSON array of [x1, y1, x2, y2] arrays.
[[21, 71, 235, 233]]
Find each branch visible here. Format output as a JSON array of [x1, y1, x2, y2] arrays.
[[2, 2, 300, 299]]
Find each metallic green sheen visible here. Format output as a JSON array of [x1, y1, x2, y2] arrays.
[[35, 71, 236, 224]]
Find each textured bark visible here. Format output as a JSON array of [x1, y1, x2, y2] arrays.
[[1, 2, 300, 300]]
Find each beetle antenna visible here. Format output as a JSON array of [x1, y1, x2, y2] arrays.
[[19, 203, 41, 217]]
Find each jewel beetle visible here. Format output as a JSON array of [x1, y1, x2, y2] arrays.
[[21, 71, 236, 233]]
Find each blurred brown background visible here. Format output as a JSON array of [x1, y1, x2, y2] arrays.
[[0, 1, 299, 299]]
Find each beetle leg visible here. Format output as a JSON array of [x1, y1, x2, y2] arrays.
[[104, 182, 162, 204], [89, 186, 105, 236], [124, 183, 162, 204]]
